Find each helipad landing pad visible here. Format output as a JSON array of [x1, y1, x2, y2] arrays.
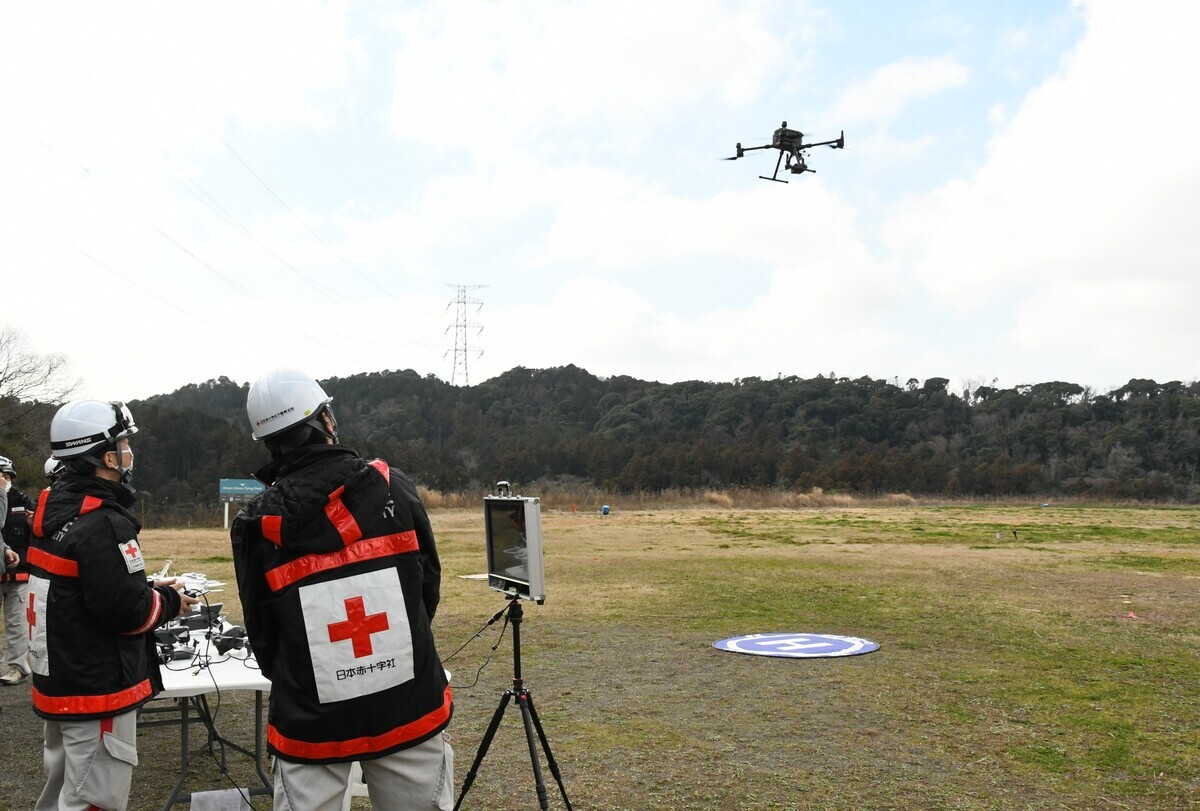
[[714, 633, 879, 658]]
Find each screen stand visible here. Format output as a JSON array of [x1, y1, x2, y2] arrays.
[[454, 598, 573, 811]]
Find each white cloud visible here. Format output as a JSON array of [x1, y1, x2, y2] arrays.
[[884, 0, 1200, 317], [823, 56, 972, 128], [385, 1, 791, 160], [2, 0, 1195, 401], [1, 3, 360, 155]]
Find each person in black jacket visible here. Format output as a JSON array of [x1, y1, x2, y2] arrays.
[[29, 400, 197, 811], [232, 367, 453, 811], [0, 455, 37, 685]]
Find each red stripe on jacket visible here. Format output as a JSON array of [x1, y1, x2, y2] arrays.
[[264, 531, 419, 591], [28, 547, 79, 578], [262, 515, 282, 545], [369, 459, 390, 483], [32, 678, 154, 716], [33, 488, 50, 538], [325, 485, 362, 545], [33, 491, 103, 538], [268, 685, 452, 760]]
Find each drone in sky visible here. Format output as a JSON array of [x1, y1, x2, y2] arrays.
[[724, 121, 845, 183]]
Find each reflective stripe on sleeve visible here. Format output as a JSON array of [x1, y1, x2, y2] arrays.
[[123, 588, 162, 635]]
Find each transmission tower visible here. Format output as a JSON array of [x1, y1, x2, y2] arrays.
[[445, 283, 486, 385]]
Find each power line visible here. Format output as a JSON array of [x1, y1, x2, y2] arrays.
[[27, 126, 449, 368], [157, 148, 353, 306], [52, 235, 202, 321], [445, 284, 486, 386], [26, 130, 360, 364], [209, 125, 399, 300]]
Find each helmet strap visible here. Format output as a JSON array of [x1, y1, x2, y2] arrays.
[[83, 443, 133, 484]]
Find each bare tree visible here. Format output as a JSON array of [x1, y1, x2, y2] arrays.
[[0, 325, 79, 428]]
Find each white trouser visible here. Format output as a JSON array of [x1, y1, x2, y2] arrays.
[[274, 731, 454, 811], [1, 580, 30, 672], [36, 709, 140, 811]]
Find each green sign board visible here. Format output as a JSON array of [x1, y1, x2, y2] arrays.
[[218, 478, 265, 503]]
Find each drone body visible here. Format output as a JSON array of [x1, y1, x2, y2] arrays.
[[725, 121, 844, 183]]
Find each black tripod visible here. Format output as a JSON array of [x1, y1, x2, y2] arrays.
[[454, 598, 573, 810]]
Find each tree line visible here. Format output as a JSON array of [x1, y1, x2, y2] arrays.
[[2, 365, 1199, 524]]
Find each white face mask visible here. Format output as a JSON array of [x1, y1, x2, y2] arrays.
[[2, 479, 10, 493]]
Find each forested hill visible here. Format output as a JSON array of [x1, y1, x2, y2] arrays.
[[3, 367, 1199, 516], [135, 366, 1200, 503]]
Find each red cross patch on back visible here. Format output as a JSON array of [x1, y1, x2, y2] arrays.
[[28, 576, 50, 676], [299, 568, 414, 704]]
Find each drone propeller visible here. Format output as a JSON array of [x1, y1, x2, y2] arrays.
[[722, 142, 745, 160]]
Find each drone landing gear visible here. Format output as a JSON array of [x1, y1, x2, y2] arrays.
[[760, 150, 789, 183], [454, 599, 572, 811]]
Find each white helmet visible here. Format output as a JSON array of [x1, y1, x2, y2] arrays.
[[44, 456, 65, 480], [50, 400, 138, 460], [0, 456, 14, 478], [246, 367, 334, 441]]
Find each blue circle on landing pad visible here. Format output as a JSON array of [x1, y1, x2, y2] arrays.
[[714, 633, 879, 658]]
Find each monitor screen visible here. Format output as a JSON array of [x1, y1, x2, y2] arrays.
[[484, 496, 545, 604]]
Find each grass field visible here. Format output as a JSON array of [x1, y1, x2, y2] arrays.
[[2, 504, 1198, 810]]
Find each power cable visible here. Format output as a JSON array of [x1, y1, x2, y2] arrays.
[[26, 129, 361, 364], [51, 234, 202, 321], [158, 148, 354, 306], [210, 126, 400, 299]]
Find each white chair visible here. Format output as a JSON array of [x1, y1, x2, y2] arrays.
[[340, 761, 368, 810]]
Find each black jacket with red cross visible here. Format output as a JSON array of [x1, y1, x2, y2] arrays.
[[2, 485, 38, 583], [231, 444, 452, 764], [27, 473, 182, 720]]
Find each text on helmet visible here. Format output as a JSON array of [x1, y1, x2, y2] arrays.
[[255, 406, 296, 428]]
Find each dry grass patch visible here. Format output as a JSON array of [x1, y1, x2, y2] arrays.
[[2, 505, 1198, 810]]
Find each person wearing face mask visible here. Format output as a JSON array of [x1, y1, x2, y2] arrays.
[[28, 400, 199, 811], [0, 462, 19, 579], [0, 456, 37, 686], [0, 464, 9, 563]]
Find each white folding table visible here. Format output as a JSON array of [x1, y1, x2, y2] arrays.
[[139, 646, 272, 810]]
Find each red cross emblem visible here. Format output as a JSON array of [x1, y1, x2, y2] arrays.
[[121, 542, 139, 560], [327, 596, 389, 658]]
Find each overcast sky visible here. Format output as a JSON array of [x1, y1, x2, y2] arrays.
[[2, 1, 1197, 403]]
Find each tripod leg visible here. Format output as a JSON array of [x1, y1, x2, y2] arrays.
[[526, 694, 574, 810], [516, 691, 551, 811], [454, 691, 512, 811]]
